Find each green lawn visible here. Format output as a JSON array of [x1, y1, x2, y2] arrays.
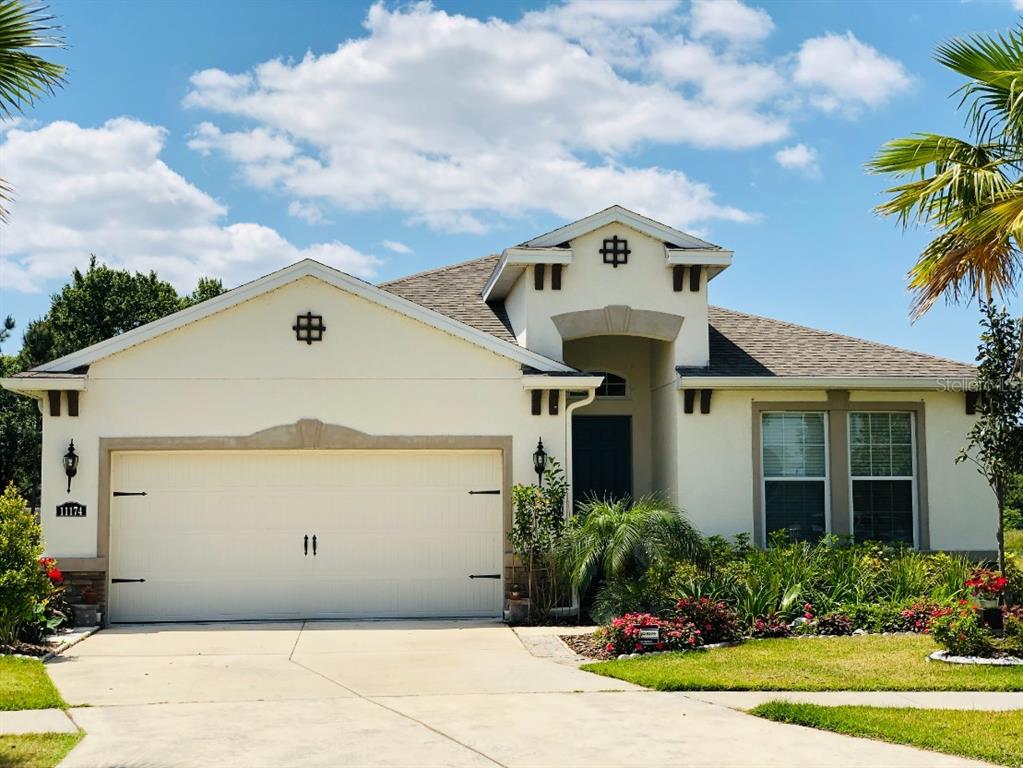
[[0, 658, 66, 711], [0, 734, 82, 768], [751, 701, 1023, 767], [582, 635, 1023, 691], [1008, 528, 1023, 554]]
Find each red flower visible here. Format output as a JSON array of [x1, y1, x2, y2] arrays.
[[47, 567, 63, 583]]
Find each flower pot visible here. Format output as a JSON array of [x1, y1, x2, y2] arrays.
[[506, 598, 530, 625], [981, 606, 1004, 631], [70, 603, 98, 627]]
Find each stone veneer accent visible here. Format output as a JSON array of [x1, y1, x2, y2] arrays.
[[61, 571, 106, 624]]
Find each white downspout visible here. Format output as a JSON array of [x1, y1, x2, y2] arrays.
[[548, 386, 597, 619]]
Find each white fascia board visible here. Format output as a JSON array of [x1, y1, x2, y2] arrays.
[[33, 259, 575, 375], [0, 377, 86, 396], [522, 375, 605, 390], [675, 376, 972, 390], [482, 247, 573, 302], [664, 248, 733, 267], [524, 205, 720, 250]]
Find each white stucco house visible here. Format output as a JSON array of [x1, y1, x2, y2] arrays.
[[2, 206, 992, 624]]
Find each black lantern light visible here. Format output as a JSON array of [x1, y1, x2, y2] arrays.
[[532, 438, 547, 487], [63, 440, 79, 494]]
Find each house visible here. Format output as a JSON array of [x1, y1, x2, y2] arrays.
[[1, 206, 992, 624]]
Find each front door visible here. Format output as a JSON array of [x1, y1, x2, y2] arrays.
[[571, 415, 632, 508]]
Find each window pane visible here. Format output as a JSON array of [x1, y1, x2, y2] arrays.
[[890, 444, 913, 477], [853, 479, 913, 544], [890, 413, 912, 443], [762, 413, 825, 479], [765, 480, 827, 542], [850, 445, 871, 476]]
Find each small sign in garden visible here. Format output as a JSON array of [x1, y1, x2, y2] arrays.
[[637, 625, 661, 647]]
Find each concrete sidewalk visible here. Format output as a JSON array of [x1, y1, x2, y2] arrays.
[[0, 708, 78, 735]]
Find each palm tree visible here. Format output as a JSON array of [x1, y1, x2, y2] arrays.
[[556, 495, 703, 598], [0, 1, 66, 221], [868, 26, 1023, 318]]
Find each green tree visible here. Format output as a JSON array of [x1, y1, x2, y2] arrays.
[[0, 0, 66, 221], [0, 316, 40, 506], [868, 26, 1023, 318], [957, 303, 1023, 575], [19, 256, 224, 367]]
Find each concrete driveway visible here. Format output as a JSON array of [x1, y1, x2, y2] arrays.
[[48, 620, 990, 768]]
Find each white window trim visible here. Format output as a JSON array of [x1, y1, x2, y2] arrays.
[[760, 411, 831, 541], [847, 411, 919, 549]]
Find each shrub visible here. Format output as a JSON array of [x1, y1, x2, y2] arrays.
[[751, 613, 791, 638], [895, 599, 954, 633], [674, 597, 740, 644], [930, 605, 995, 657], [0, 484, 53, 647], [597, 612, 702, 655], [815, 611, 853, 636], [1002, 605, 1023, 657]]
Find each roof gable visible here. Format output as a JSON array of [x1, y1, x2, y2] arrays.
[[522, 204, 723, 250], [30, 259, 572, 374]]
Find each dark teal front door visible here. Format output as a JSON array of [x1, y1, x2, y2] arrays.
[[572, 415, 632, 507]]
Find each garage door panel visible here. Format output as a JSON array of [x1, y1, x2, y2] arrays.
[[109, 450, 503, 622]]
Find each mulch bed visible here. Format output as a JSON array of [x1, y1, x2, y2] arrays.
[[560, 632, 609, 660], [0, 641, 51, 657]]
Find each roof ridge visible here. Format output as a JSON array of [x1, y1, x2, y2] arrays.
[[709, 305, 974, 369], [379, 254, 499, 289]]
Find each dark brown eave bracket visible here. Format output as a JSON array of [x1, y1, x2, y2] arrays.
[[683, 388, 712, 414]]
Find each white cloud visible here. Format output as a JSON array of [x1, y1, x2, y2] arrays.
[[795, 32, 911, 113], [381, 240, 412, 254], [182, 2, 784, 233], [0, 119, 380, 293], [177, 3, 909, 235], [287, 200, 327, 224], [690, 0, 774, 45], [774, 143, 820, 177]]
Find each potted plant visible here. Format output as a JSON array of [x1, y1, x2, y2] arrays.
[[966, 568, 1008, 630], [70, 585, 99, 627]]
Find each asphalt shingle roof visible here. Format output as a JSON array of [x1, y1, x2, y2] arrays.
[[380, 255, 975, 379], [380, 255, 517, 344]]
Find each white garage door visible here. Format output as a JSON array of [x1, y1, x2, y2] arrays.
[[108, 450, 504, 623]]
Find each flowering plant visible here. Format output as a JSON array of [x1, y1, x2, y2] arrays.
[[897, 600, 954, 633], [39, 557, 62, 584], [815, 611, 853, 636], [674, 597, 740, 644], [751, 613, 790, 638], [598, 612, 701, 656], [965, 568, 1008, 600]]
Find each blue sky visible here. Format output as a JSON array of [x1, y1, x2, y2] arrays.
[[1, 0, 1021, 362]]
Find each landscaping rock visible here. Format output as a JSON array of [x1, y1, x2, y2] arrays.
[[929, 650, 1023, 666]]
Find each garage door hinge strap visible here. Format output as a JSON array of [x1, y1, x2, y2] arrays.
[[113, 491, 147, 497], [468, 490, 500, 495], [468, 574, 501, 579], [111, 578, 146, 584]]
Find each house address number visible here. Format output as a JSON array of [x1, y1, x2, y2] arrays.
[[56, 501, 87, 518]]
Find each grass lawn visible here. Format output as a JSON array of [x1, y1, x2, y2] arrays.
[[751, 701, 1023, 767], [581, 634, 1023, 691], [1008, 528, 1023, 554], [0, 734, 82, 768], [0, 658, 66, 711]]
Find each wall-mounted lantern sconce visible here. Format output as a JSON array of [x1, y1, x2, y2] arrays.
[[533, 438, 547, 487], [63, 440, 79, 494]]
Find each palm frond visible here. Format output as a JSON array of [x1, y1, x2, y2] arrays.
[[0, 1, 66, 119]]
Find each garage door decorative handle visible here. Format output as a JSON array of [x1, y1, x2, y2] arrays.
[[304, 535, 309, 556], [312, 535, 317, 556], [468, 574, 500, 579]]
